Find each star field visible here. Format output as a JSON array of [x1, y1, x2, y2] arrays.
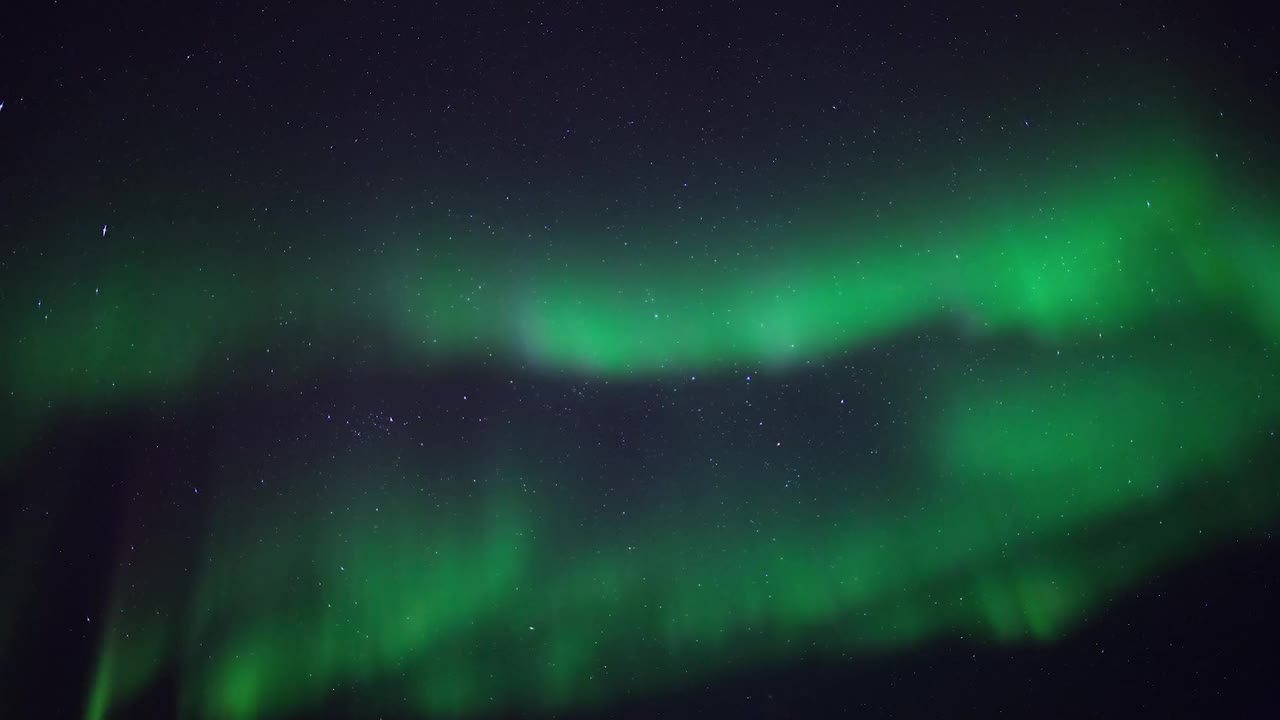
[[1, 2, 1279, 719]]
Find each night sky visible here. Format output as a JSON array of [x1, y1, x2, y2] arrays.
[[3, 2, 1280, 718]]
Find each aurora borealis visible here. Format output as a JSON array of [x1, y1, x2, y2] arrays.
[[3, 2, 1279, 718]]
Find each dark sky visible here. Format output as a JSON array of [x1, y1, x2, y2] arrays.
[[2, 2, 1279, 719]]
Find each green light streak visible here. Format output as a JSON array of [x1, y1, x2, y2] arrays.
[[6, 126, 1273, 432]]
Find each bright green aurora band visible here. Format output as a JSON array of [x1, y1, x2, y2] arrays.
[[1, 113, 1278, 719]]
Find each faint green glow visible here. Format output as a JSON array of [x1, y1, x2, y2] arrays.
[[0, 114, 1275, 718], [85, 408, 1276, 719], [79, 337, 1280, 717]]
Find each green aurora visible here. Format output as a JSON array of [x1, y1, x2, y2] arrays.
[[2, 113, 1278, 718]]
